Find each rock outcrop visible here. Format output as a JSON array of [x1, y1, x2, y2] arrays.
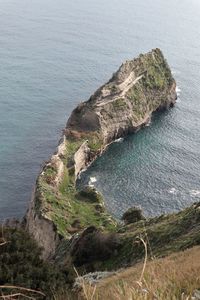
[[26, 48, 177, 259], [74, 141, 91, 177], [25, 194, 60, 260]]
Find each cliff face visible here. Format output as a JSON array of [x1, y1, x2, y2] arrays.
[[25, 195, 60, 260], [26, 48, 177, 259], [25, 138, 67, 259]]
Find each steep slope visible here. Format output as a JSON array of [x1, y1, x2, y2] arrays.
[[77, 245, 200, 300], [56, 202, 200, 272], [25, 48, 177, 259]]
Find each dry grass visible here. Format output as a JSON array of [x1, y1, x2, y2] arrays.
[[0, 286, 45, 299], [77, 245, 200, 300]]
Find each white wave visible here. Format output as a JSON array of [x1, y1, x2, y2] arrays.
[[176, 86, 181, 97], [190, 190, 200, 197], [114, 137, 124, 143], [168, 187, 177, 194], [88, 176, 97, 187], [172, 69, 176, 75], [145, 119, 151, 127], [90, 177, 97, 183], [172, 69, 181, 75]]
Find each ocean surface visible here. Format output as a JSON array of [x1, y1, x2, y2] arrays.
[[0, 0, 200, 219]]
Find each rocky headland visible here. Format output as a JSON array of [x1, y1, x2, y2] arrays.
[[25, 48, 177, 260]]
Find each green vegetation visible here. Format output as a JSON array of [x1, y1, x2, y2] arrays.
[[35, 133, 115, 237], [139, 49, 174, 91], [126, 83, 147, 121], [65, 132, 102, 161], [68, 202, 200, 273], [128, 84, 143, 105], [65, 137, 85, 166], [0, 228, 68, 299], [36, 169, 116, 237], [112, 98, 127, 109], [59, 167, 71, 194], [125, 50, 175, 121], [92, 202, 200, 271], [42, 165, 57, 184], [77, 186, 104, 203], [110, 84, 118, 93], [87, 132, 103, 152]]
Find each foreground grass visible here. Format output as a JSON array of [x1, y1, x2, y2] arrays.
[[77, 246, 200, 300]]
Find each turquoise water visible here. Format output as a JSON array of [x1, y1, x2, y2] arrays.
[[0, 0, 200, 219]]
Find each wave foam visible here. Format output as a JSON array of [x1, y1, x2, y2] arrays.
[[176, 86, 181, 97], [190, 190, 200, 197], [90, 177, 97, 183], [168, 187, 177, 194], [145, 119, 151, 127], [114, 138, 124, 143], [89, 177, 97, 187]]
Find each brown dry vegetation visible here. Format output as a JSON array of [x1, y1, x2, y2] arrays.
[[76, 246, 200, 300]]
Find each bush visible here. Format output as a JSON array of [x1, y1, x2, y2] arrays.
[[71, 226, 120, 266], [122, 207, 145, 225], [0, 227, 68, 299]]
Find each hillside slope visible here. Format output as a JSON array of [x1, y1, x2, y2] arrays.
[[77, 246, 200, 300]]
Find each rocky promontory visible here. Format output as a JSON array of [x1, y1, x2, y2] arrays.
[[4, 49, 200, 300], [25, 48, 177, 259]]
